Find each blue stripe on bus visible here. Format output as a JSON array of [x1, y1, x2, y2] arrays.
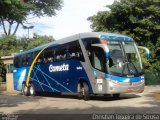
[[32, 69, 45, 91], [36, 65, 57, 92], [31, 77, 60, 92], [100, 35, 134, 41], [33, 65, 73, 93], [14, 60, 93, 94], [105, 51, 110, 58], [105, 74, 144, 82]]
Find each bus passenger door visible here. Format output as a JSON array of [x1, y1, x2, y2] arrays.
[[90, 46, 107, 94]]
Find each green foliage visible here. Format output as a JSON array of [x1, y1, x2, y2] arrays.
[[0, 35, 17, 56], [23, 33, 54, 50], [0, 60, 6, 82], [0, 34, 54, 57], [0, 0, 33, 35], [0, 34, 54, 83], [0, 0, 63, 35], [88, 0, 160, 84], [25, 0, 63, 17]]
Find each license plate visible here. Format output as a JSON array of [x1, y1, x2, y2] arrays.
[[128, 87, 133, 91]]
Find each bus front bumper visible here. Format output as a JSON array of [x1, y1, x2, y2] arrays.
[[106, 79, 145, 94]]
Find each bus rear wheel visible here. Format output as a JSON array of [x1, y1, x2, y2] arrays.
[[22, 83, 29, 96], [29, 83, 36, 96]]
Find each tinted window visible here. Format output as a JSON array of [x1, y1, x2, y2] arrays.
[[43, 47, 54, 63], [82, 38, 100, 61], [82, 38, 100, 51], [22, 54, 27, 67], [26, 53, 33, 66], [68, 41, 85, 62], [90, 47, 106, 72], [55, 46, 67, 61], [35, 51, 43, 64], [14, 56, 21, 68]]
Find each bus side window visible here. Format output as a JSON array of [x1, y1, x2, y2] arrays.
[[26, 53, 33, 66], [14, 56, 21, 68], [43, 48, 54, 63], [91, 47, 106, 72], [82, 38, 100, 62], [35, 51, 43, 64], [68, 41, 85, 62], [22, 54, 27, 67], [55, 46, 67, 61], [82, 38, 100, 53]]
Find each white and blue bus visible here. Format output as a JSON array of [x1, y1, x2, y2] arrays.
[[13, 32, 150, 100]]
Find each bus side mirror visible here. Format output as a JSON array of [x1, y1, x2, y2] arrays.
[[105, 51, 110, 58], [138, 46, 150, 59]]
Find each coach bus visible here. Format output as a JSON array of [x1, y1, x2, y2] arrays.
[[13, 32, 150, 100]]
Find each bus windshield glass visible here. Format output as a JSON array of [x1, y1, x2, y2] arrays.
[[107, 41, 143, 76]]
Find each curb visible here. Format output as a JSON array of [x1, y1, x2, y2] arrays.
[[0, 91, 21, 95], [145, 85, 160, 87]]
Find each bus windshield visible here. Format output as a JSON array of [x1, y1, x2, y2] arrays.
[[107, 41, 143, 76]]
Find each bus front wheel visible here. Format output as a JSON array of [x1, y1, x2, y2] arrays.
[[83, 82, 90, 100], [78, 82, 90, 100], [77, 82, 83, 99]]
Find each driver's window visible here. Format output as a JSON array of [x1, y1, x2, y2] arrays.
[[91, 47, 106, 72]]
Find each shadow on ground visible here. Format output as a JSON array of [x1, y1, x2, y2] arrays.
[[0, 91, 160, 120], [13, 105, 160, 120], [0, 94, 42, 107], [36, 92, 141, 101], [0, 92, 140, 108]]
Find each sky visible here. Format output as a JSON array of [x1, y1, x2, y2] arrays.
[[0, 0, 114, 40]]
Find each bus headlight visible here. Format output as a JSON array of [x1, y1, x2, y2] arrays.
[[140, 79, 144, 83], [108, 79, 119, 90], [109, 79, 119, 84]]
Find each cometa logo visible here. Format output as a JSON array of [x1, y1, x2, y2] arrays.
[[49, 64, 69, 72]]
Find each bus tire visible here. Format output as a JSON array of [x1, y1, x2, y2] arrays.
[[77, 82, 83, 99], [113, 94, 120, 99], [22, 83, 25, 95], [83, 82, 90, 101], [22, 83, 29, 96], [29, 83, 36, 96]]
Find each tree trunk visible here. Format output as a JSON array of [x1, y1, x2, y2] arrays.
[[13, 23, 20, 35], [0, 17, 7, 35], [8, 21, 13, 35]]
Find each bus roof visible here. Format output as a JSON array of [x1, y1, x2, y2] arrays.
[[15, 32, 134, 56]]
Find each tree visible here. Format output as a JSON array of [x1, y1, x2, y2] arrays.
[[0, 0, 33, 35], [0, 34, 54, 57], [0, 0, 63, 35], [25, 0, 63, 17], [88, 0, 160, 84], [24, 33, 55, 50], [88, 0, 160, 45]]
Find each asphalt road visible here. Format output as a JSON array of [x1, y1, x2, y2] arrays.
[[0, 86, 160, 119]]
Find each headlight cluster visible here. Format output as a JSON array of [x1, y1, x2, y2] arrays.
[[109, 79, 119, 84]]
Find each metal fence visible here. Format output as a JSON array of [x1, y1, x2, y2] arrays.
[[0, 82, 6, 91]]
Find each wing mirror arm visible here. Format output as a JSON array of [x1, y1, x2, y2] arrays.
[[138, 46, 150, 59]]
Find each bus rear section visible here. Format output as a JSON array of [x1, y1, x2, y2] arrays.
[[13, 40, 93, 100]]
